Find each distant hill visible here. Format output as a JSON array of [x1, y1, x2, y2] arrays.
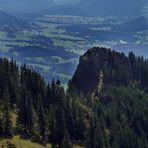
[[0, 10, 26, 28], [0, 0, 147, 17], [114, 16, 148, 32], [0, 10, 29, 37], [46, 0, 148, 17], [0, 0, 56, 14]]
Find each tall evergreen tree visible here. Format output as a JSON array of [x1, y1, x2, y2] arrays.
[[0, 118, 3, 137], [17, 85, 28, 132], [1, 86, 13, 136], [62, 130, 73, 148], [3, 99, 13, 136], [37, 96, 47, 141], [26, 93, 36, 134], [51, 107, 65, 146], [84, 118, 94, 148], [93, 121, 106, 148]]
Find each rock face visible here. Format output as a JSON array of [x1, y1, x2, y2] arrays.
[[71, 47, 111, 94], [70, 47, 148, 95]]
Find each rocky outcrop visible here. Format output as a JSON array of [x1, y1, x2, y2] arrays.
[[70, 47, 148, 95], [71, 47, 112, 94]]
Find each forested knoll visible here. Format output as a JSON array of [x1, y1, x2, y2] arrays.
[[71, 47, 148, 94], [0, 47, 148, 148]]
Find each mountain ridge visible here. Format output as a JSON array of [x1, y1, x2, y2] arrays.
[[0, 48, 148, 147], [70, 47, 148, 95], [0, 0, 147, 17]]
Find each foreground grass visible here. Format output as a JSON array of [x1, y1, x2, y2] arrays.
[[0, 109, 82, 148], [0, 111, 51, 148], [0, 135, 52, 148], [0, 136, 83, 148]]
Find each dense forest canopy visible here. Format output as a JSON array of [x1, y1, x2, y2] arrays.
[[71, 47, 148, 95], [0, 47, 148, 148]]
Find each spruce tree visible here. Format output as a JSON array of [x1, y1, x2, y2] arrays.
[[52, 107, 65, 146], [93, 121, 106, 148], [26, 93, 36, 135], [84, 118, 94, 148], [3, 100, 13, 136], [37, 96, 47, 141], [2, 86, 10, 103], [17, 85, 28, 132], [0, 114, 4, 137], [2, 86, 13, 136], [51, 79, 56, 104], [62, 130, 72, 148]]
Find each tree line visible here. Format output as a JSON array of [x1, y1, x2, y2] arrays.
[[0, 47, 148, 148]]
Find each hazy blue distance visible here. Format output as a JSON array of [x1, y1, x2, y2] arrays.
[[0, 0, 147, 17]]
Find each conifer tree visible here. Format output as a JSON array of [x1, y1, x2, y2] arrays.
[[17, 85, 28, 132], [0, 113, 4, 137], [46, 83, 51, 105], [62, 130, 72, 148], [37, 96, 47, 141], [2, 86, 13, 136], [3, 100, 13, 136], [84, 118, 94, 148], [51, 79, 56, 104], [2, 85, 10, 103], [26, 93, 36, 134], [93, 121, 106, 148], [52, 107, 65, 146]]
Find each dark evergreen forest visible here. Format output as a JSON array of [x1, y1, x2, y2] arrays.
[[0, 47, 148, 148]]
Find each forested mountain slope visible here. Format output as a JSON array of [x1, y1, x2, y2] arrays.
[[0, 58, 73, 147], [69, 47, 148, 148], [71, 47, 148, 94], [0, 47, 148, 148]]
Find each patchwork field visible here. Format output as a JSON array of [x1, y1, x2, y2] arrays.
[[0, 12, 148, 85]]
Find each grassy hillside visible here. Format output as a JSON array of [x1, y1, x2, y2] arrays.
[[0, 136, 52, 148], [0, 109, 82, 148], [0, 111, 52, 148]]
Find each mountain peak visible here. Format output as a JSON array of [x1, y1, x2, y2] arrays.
[[70, 47, 148, 95], [70, 47, 114, 94]]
